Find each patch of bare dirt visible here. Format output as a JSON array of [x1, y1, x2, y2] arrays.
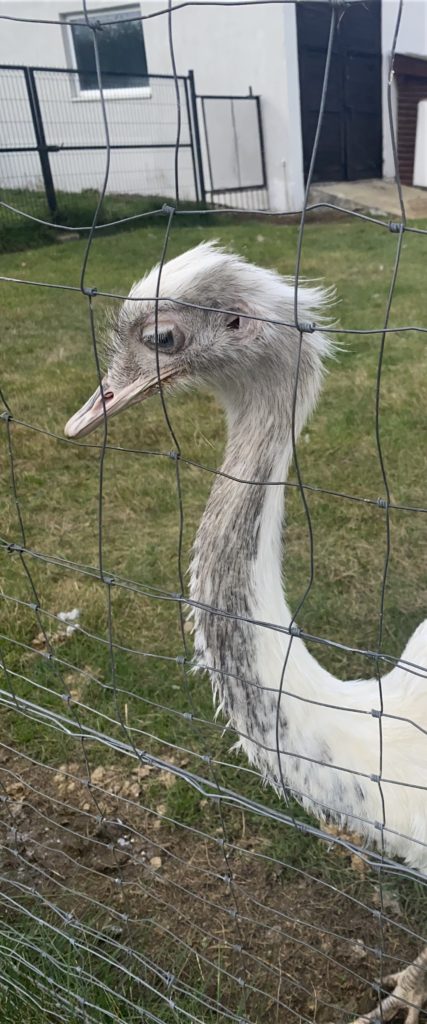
[[0, 747, 425, 1023]]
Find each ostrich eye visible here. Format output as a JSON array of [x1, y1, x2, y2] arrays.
[[144, 326, 184, 353]]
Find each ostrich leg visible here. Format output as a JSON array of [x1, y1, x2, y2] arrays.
[[349, 947, 427, 1024]]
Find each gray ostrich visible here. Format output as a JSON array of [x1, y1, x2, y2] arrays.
[[65, 243, 427, 1023]]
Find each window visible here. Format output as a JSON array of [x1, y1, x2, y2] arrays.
[[67, 5, 148, 94]]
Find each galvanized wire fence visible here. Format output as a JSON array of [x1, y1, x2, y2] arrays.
[[0, 59, 268, 224], [1, 2, 427, 1023], [0, 63, 200, 219]]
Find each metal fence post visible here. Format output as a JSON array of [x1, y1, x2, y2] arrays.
[[24, 66, 57, 214], [255, 94, 268, 191], [183, 77, 200, 202], [188, 69, 206, 205]]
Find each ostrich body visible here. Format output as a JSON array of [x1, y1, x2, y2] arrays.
[[65, 243, 427, 1022]]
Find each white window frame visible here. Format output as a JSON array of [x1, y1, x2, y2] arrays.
[[62, 5, 151, 101]]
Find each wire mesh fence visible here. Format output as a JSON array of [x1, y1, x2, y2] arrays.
[[1, 2, 427, 1023], [200, 92, 268, 208], [0, 58, 268, 227], [0, 63, 200, 222]]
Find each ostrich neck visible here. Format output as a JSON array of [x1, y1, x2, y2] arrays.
[[190, 387, 335, 757], [190, 387, 427, 872]]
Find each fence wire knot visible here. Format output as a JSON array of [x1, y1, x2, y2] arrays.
[[296, 320, 316, 333]]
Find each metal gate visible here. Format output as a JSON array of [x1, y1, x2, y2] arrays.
[[0, 65, 268, 220], [199, 90, 268, 210]]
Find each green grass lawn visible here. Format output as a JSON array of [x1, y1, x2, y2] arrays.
[[1, 213, 427, 1023], [0, 189, 210, 253]]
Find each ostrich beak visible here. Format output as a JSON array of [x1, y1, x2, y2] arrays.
[[64, 368, 179, 439]]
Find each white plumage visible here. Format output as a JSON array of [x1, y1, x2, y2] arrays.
[[65, 243, 427, 1022]]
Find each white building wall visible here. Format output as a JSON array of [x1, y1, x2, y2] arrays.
[[0, 0, 304, 212], [1, 1, 426, 213]]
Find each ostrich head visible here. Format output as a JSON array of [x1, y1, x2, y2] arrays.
[[65, 242, 332, 440]]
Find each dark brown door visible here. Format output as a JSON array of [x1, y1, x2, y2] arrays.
[[297, 1, 382, 182]]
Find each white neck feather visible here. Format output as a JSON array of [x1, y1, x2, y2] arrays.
[[190, 381, 427, 873]]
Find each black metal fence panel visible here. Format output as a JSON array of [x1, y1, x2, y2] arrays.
[[0, 66, 199, 219], [0, 64, 268, 223]]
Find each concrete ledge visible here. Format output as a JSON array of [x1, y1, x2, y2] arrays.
[[309, 179, 427, 220]]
